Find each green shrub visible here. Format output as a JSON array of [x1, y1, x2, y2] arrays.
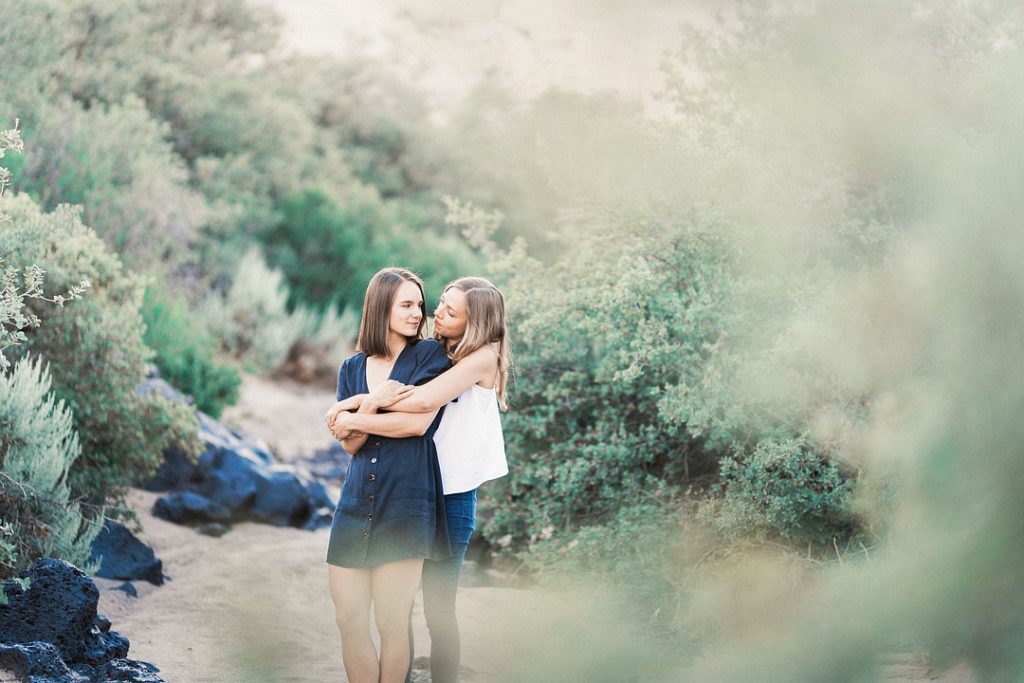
[[197, 247, 304, 373], [259, 189, 481, 314], [471, 209, 727, 554], [1, 194, 200, 509], [142, 286, 240, 418], [0, 357, 101, 579], [702, 436, 856, 549], [11, 96, 206, 273]]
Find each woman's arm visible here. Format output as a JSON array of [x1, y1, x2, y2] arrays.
[[335, 398, 378, 455], [330, 379, 415, 453], [325, 380, 411, 433], [385, 346, 498, 413], [334, 407, 440, 439]]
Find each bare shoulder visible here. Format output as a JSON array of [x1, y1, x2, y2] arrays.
[[461, 344, 499, 366], [460, 344, 500, 387]]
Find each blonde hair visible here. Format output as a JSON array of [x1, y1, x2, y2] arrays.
[[436, 276, 512, 410], [357, 267, 427, 357]]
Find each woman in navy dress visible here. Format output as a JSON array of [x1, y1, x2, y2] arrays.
[[327, 276, 512, 683], [325, 267, 451, 683]]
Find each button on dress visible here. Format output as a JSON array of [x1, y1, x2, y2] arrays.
[[326, 339, 452, 567]]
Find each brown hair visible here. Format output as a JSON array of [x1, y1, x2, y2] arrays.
[[357, 267, 427, 357], [436, 276, 513, 410]]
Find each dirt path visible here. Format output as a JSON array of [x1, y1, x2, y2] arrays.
[[98, 490, 530, 683]]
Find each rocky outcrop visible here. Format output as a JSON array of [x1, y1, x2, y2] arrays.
[[140, 378, 338, 532], [152, 491, 231, 525], [0, 558, 165, 682], [89, 521, 164, 586]]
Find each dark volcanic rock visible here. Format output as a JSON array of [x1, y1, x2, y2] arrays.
[[140, 376, 337, 530], [89, 657, 165, 682], [90, 520, 164, 586], [79, 630, 129, 666], [0, 559, 166, 682], [0, 641, 84, 682], [197, 412, 274, 467], [197, 448, 264, 510], [142, 445, 200, 492], [197, 522, 230, 537], [152, 491, 231, 524], [0, 559, 99, 663], [250, 467, 311, 526], [93, 615, 112, 633], [306, 441, 352, 482]]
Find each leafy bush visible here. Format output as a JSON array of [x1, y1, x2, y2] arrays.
[[141, 285, 240, 418], [1, 194, 200, 509], [0, 357, 101, 579], [701, 437, 857, 548], [260, 189, 481, 314], [10, 96, 206, 273], [196, 247, 305, 373], [470, 208, 727, 554]]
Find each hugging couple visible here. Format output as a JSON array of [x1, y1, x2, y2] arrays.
[[323, 267, 511, 683]]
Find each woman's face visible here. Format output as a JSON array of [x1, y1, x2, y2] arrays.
[[433, 287, 467, 341], [389, 280, 424, 338]]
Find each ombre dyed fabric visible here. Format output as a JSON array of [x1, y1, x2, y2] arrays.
[[326, 339, 452, 567]]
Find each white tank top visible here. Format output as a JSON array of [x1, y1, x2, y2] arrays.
[[432, 384, 508, 494]]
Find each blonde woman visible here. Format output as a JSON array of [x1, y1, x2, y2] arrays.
[[328, 276, 511, 683]]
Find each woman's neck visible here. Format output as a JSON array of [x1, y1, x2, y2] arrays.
[[385, 332, 408, 360]]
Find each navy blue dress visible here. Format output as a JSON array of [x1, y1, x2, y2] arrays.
[[326, 339, 452, 567]]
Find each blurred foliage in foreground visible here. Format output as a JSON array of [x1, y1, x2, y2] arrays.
[[455, 1, 1024, 680]]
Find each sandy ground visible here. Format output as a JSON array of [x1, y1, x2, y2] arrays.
[[97, 489, 532, 683], [219, 373, 338, 464]]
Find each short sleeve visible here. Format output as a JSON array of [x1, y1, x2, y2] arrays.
[[408, 340, 451, 387], [336, 356, 355, 401]]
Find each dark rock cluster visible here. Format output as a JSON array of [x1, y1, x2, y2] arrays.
[[0, 559, 165, 682], [140, 377, 340, 533]]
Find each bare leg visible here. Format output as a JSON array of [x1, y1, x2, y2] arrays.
[[372, 558, 424, 683], [329, 565, 378, 683]]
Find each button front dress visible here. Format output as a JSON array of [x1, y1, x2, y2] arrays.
[[326, 339, 452, 567]]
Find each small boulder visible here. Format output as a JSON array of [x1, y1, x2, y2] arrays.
[[197, 449, 264, 511], [197, 413, 274, 467], [197, 522, 230, 538], [142, 445, 200, 492], [250, 468, 312, 527], [90, 520, 164, 586], [0, 559, 165, 681], [79, 629, 129, 666], [0, 559, 99, 663]]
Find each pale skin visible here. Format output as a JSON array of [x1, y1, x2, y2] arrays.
[[328, 280, 436, 683]]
